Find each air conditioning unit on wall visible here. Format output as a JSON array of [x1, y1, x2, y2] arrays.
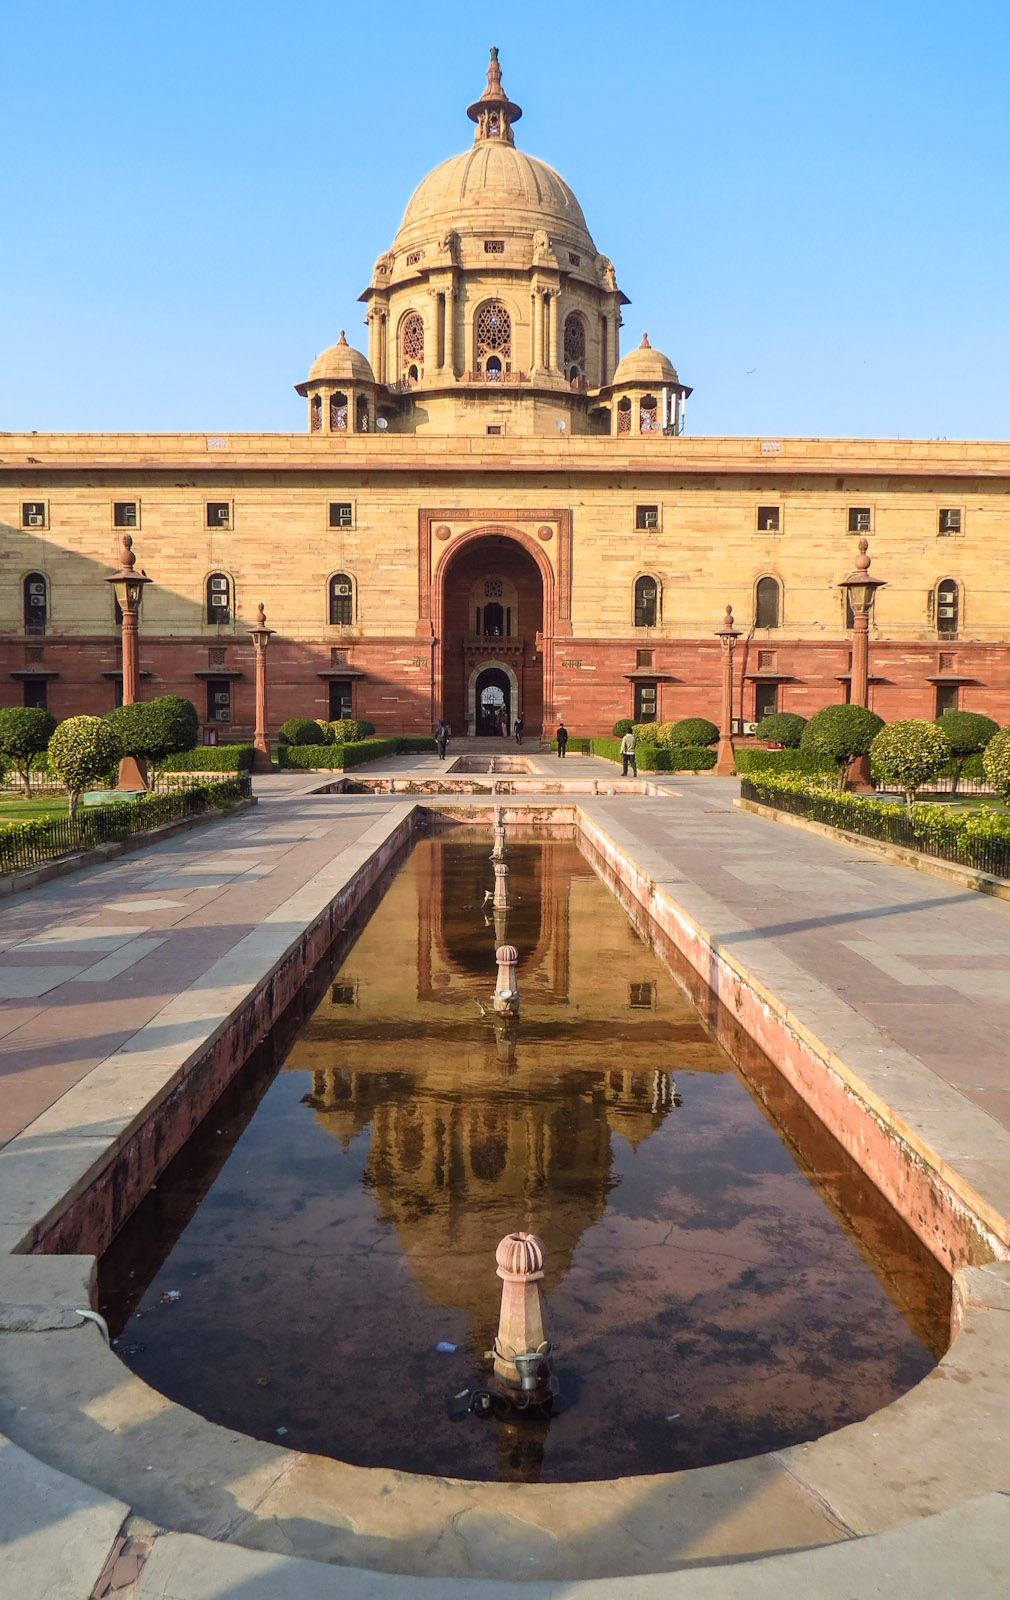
[[743, 721, 759, 735]]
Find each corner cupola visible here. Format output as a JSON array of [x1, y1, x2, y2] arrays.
[[466, 46, 522, 146]]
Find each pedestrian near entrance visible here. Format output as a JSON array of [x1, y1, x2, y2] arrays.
[[434, 718, 448, 760], [514, 714, 524, 745], [556, 721, 568, 758], [620, 728, 637, 777]]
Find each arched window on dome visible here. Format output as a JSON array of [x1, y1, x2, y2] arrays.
[[634, 575, 659, 629], [617, 396, 632, 435], [476, 302, 511, 381], [310, 394, 322, 433], [401, 313, 424, 381], [563, 313, 586, 386], [329, 573, 354, 626], [640, 394, 659, 433], [330, 392, 348, 431], [755, 576, 781, 630]]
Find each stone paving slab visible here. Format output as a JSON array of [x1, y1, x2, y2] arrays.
[[0, 1430, 128, 1600]]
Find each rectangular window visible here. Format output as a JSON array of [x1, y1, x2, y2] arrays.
[[628, 982, 654, 1009], [206, 502, 231, 529], [938, 508, 962, 535], [113, 501, 139, 528], [483, 239, 505, 253], [206, 679, 231, 723], [634, 681, 657, 722], [486, 424, 502, 435], [21, 501, 46, 528], [331, 983, 357, 1005], [754, 682, 779, 720], [405, 250, 422, 266], [756, 505, 780, 531], [328, 501, 353, 528], [757, 649, 775, 669], [935, 683, 959, 716], [22, 678, 48, 711], [328, 678, 353, 720], [568, 252, 581, 267], [635, 504, 659, 530], [636, 649, 654, 668], [848, 506, 872, 533]]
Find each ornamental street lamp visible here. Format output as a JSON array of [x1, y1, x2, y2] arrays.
[[248, 602, 275, 774], [105, 534, 152, 791], [838, 538, 886, 789], [714, 604, 741, 776]]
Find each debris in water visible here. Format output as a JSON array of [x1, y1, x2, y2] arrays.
[[454, 1388, 470, 1399], [160, 1290, 181, 1303], [256, 1376, 270, 1386], [435, 1341, 457, 1354], [665, 1413, 681, 1421], [276, 1426, 288, 1436]]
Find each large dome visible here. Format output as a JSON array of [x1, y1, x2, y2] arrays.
[[392, 144, 596, 259]]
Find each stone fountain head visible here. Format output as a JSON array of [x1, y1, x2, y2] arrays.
[[493, 943, 519, 1016]]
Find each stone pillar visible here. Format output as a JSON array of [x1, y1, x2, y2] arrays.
[[548, 292, 558, 371], [444, 284, 455, 375], [492, 1233, 548, 1388], [492, 859, 509, 910], [532, 287, 544, 372], [492, 943, 519, 1016]]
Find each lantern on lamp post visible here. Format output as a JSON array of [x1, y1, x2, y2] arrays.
[[248, 603, 275, 773], [838, 538, 886, 790], [714, 604, 741, 776]]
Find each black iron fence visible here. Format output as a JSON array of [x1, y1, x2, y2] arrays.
[[0, 776, 251, 875], [740, 776, 1010, 880]]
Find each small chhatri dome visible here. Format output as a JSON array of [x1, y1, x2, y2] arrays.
[[307, 330, 375, 384], [466, 46, 523, 145], [612, 333, 679, 387], [496, 1232, 546, 1279]]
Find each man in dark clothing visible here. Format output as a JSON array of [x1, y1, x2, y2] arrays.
[[556, 721, 568, 758], [434, 719, 448, 760], [514, 714, 524, 745]]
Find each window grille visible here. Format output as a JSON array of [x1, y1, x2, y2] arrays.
[[310, 394, 322, 432], [563, 314, 586, 379], [483, 240, 505, 253], [476, 302, 511, 379], [617, 397, 632, 434], [401, 313, 424, 370], [405, 250, 422, 266], [330, 392, 347, 431], [640, 396, 659, 432]]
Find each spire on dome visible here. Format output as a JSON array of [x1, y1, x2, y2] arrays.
[[466, 46, 523, 146], [640, 333, 651, 348]]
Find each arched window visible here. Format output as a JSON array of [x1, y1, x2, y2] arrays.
[[936, 578, 959, 637], [401, 312, 424, 377], [23, 572, 47, 635], [755, 576, 781, 629], [476, 301, 511, 380], [640, 394, 659, 432], [310, 394, 322, 433], [617, 396, 632, 434], [634, 575, 659, 628], [483, 602, 504, 637], [329, 572, 354, 626], [356, 395, 369, 432], [206, 573, 231, 625], [330, 391, 348, 431], [563, 313, 586, 384]]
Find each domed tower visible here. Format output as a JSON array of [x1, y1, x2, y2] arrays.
[[605, 334, 692, 437], [355, 48, 634, 436], [294, 331, 378, 435]]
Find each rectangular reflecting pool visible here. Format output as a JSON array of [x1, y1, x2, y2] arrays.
[[99, 827, 950, 1483]]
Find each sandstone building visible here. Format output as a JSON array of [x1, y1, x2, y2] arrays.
[[2, 50, 1009, 739]]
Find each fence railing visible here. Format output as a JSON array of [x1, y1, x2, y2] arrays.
[[874, 775, 995, 797], [740, 776, 1010, 880], [0, 776, 251, 874]]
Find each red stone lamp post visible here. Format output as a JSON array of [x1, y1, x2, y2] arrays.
[[105, 534, 152, 790], [839, 538, 886, 790], [714, 604, 741, 776], [248, 603, 275, 774]]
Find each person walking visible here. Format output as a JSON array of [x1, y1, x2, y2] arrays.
[[514, 714, 524, 746], [556, 721, 568, 758], [434, 718, 448, 760], [620, 726, 637, 777]]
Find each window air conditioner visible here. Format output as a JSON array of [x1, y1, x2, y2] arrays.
[[211, 577, 228, 589], [743, 721, 759, 735], [27, 514, 44, 527], [215, 509, 230, 523], [29, 582, 45, 597], [211, 594, 229, 607], [333, 583, 351, 595]]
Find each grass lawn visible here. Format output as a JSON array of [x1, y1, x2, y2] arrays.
[[0, 795, 70, 823]]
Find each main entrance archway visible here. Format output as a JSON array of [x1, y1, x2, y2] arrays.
[[437, 534, 546, 736]]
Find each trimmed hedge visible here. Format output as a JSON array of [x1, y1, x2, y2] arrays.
[[754, 711, 807, 748], [278, 735, 436, 770], [611, 719, 634, 738], [734, 747, 836, 777], [157, 744, 254, 772], [278, 717, 327, 746], [578, 738, 716, 771]]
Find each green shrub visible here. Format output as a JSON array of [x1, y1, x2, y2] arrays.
[[588, 738, 622, 762], [328, 718, 373, 743], [48, 716, 123, 819], [0, 706, 57, 796], [356, 720, 376, 737], [630, 722, 659, 744], [734, 746, 835, 777], [935, 710, 999, 794], [158, 744, 254, 772], [983, 726, 1010, 801], [396, 735, 438, 753], [277, 735, 430, 771], [668, 717, 719, 747], [277, 717, 327, 746], [278, 743, 345, 770], [870, 720, 951, 814], [754, 711, 807, 748], [957, 752, 986, 781], [103, 696, 199, 777], [800, 704, 885, 786], [611, 719, 634, 738]]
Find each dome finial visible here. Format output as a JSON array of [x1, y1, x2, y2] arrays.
[[467, 46, 522, 145], [640, 332, 651, 348]]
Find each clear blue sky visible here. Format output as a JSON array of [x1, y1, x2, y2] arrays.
[[3, 0, 1008, 439]]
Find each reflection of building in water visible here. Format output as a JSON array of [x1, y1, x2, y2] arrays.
[[284, 836, 727, 1338]]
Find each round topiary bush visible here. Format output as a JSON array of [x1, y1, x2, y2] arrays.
[[327, 719, 373, 743], [49, 716, 123, 819], [103, 695, 199, 780], [0, 705, 57, 796], [668, 717, 719, 747], [983, 725, 1010, 801], [870, 719, 950, 814], [935, 710, 999, 793], [800, 704, 885, 786], [277, 717, 327, 746], [612, 719, 634, 738], [755, 711, 807, 748]]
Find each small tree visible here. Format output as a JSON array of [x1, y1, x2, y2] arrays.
[[612, 718, 634, 738], [49, 717, 123, 820], [983, 725, 1010, 802], [0, 707, 57, 796], [668, 717, 719, 747], [800, 704, 885, 787], [278, 717, 328, 746], [935, 710, 998, 795], [103, 696, 200, 784], [871, 720, 950, 815], [755, 711, 806, 748]]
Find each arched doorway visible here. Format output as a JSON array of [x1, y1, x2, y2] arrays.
[[474, 665, 512, 735]]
